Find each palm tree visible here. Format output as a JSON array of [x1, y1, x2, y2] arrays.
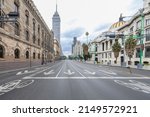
[[112, 39, 121, 64], [125, 36, 137, 65]]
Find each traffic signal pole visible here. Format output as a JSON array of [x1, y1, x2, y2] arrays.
[[140, 9, 144, 66]]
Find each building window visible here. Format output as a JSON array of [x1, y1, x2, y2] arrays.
[[121, 50, 124, 54], [146, 19, 150, 26], [14, 48, 20, 59], [146, 28, 150, 41], [25, 30, 29, 41], [102, 53, 103, 58], [109, 53, 112, 58], [38, 39, 40, 46], [33, 19, 35, 33], [106, 41, 108, 50], [26, 51, 29, 59], [0, 7, 5, 28], [33, 19, 36, 44], [136, 48, 140, 58], [38, 53, 40, 59], [14, 23, 20, 36], [42, 41, 44, 48], [145, 46, 150, 58], [33, 52, 35, 59], [102, 43, 104, 51], [0, 0, 4, 6], [38, 25, 40, 36], [33, 35, 36, 44], [14, 0, 19, 13], [0, 45, 4, 58], [136, 20, 141, 29], [130, 26, 134, 32], [105, 53, 107, 58], [110, 40, 112, 47], [25, 10, 29, 26], [95, 44, 97, 52]]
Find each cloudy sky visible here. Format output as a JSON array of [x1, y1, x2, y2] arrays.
[[33, 0, 143, 56]]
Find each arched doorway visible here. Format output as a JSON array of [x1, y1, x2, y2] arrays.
[[26, 51, 29, 59], [0, 45, 4, 58], [14, 48, 20, 59]]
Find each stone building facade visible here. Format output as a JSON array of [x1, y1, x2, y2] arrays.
[[89, 0, 150, 69], [0, 0, 54, 65], [54, 39, 61, 60], [73, 40, 83, 57], [118, 2, 150, 67]]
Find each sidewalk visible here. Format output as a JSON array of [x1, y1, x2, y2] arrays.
[[85, 61, 150, 70], [0, 60, 45, 72]]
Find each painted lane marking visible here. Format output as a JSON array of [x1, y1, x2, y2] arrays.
[[16, 66, 50, 75], [64, 69, 75, 75], [69, 61, 86, 78], [23, 76, 150, 80], [114, 80, 150, 94], [16, 70, 38, 75], [44, 70, 55, 75], [0, 80, 34, 96], [24, 62, 63, 78], [55, 63, 65, 78], [84, 70, 95, 75], [35, 66, 48, 70], [99, 69, 117, 75]]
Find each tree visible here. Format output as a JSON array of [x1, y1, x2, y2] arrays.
[[82, 43, 88, 61], [112, 39, 121, 64], [125, 36, 137, 64]]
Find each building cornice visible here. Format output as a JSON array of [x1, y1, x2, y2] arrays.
[[23, 0, 51, 34], [118, 8, 150, 31]]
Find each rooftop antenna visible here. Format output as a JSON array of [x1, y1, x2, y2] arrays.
[[56, 0, 57, 12]]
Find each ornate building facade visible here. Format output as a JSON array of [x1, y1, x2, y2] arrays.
[[0, 0, 54, 65], [89, 0, 150, 69], [54, 39, 61, 60]]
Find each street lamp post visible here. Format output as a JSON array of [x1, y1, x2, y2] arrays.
[[94, 43, 97, 64], [85, 32, 89, 44], [29, 45, 31, 67], [139, 8, 144, 68]]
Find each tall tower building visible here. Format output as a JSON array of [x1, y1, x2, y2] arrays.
[[52, 2, 63, 55], [52, 3, 61, 43]]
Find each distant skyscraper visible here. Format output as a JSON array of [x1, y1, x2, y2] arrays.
[[52, 3, 61, 43], [52, 1, 63, 55], [72, 37, 77, 54]]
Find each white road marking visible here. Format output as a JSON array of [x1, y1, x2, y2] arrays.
[[69, 61, 86, 78], [23, 62, 63, 78], [16, 70, 38, 75], [44, 70, 55, 75], [114, 80, 150, 94], [84, 70, 95, 75], [23, 76, 150, 80], [64, 69, 75, 75], [0, 80, 34, 96], [35, 67, 48, 70], [55, 63, 64, 78], [99, 69, 117, 75]]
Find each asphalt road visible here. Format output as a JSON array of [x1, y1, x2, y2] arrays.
[[0, 60, 150, 100]]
